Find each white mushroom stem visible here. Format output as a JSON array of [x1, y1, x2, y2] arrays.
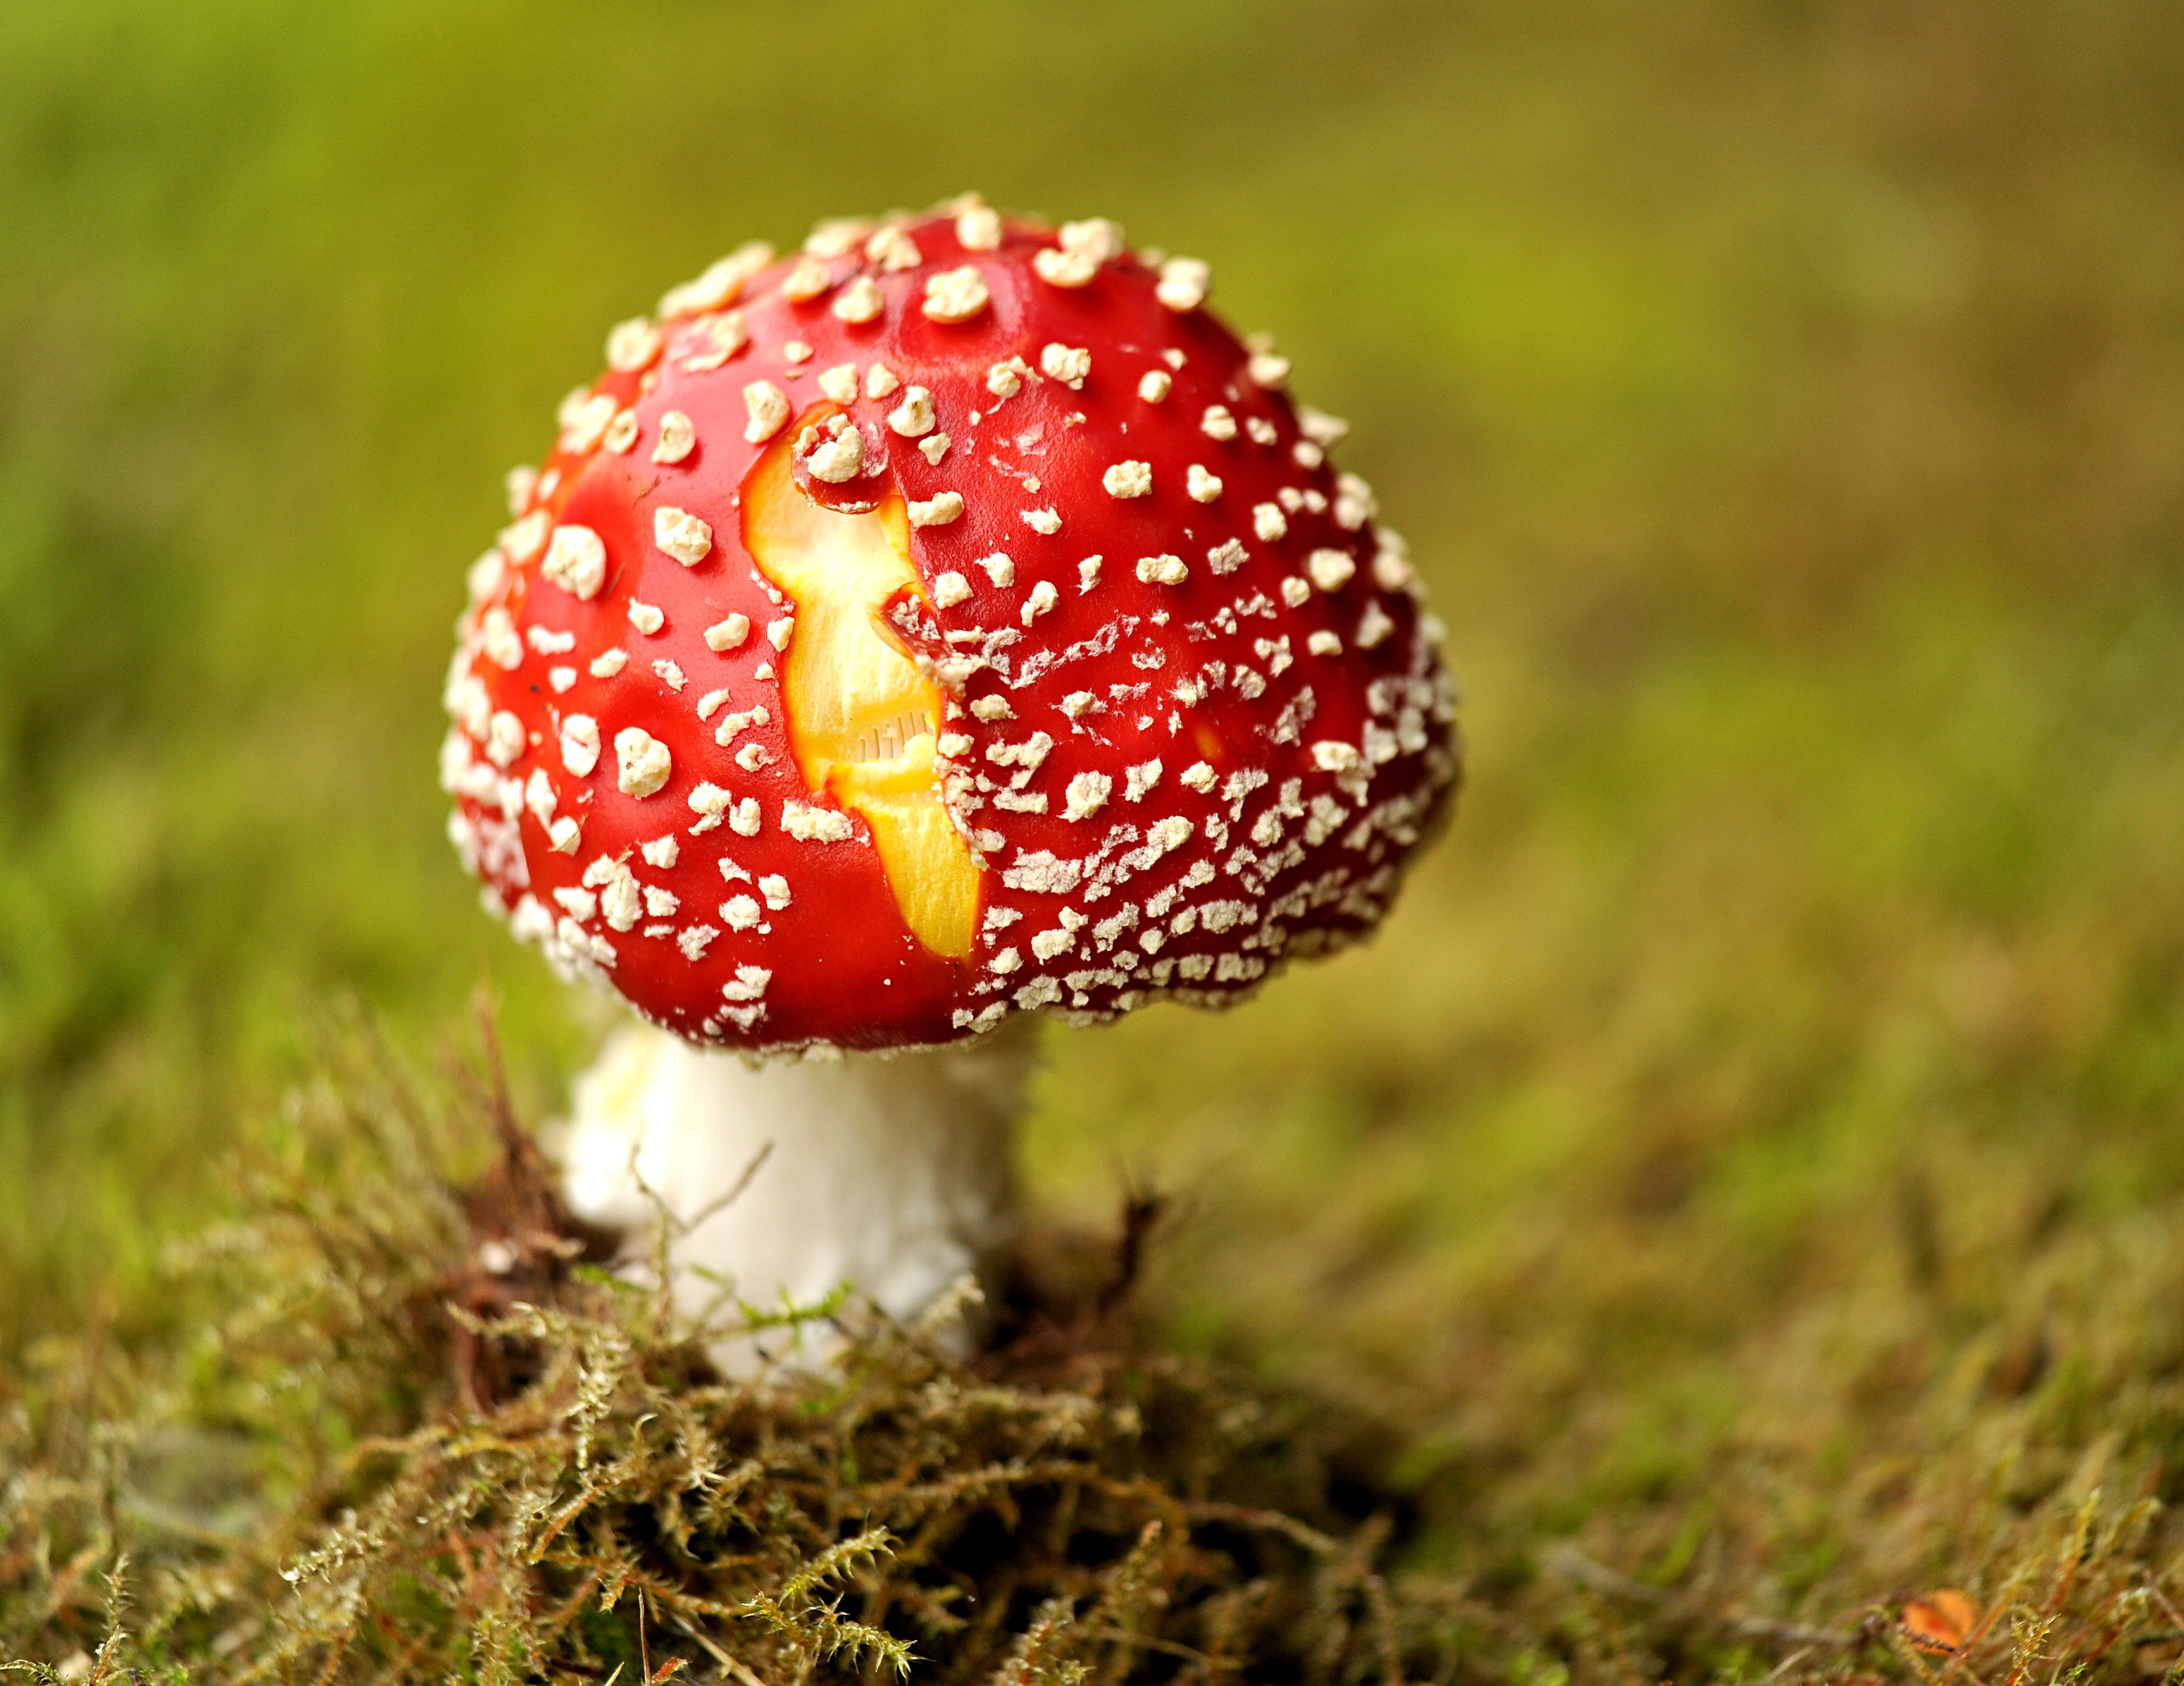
[[555, 1019, 1036, 1369]]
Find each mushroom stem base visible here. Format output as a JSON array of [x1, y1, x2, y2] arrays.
[[555, 1021, 1035, 1369]]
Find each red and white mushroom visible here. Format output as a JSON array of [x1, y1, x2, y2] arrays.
[[441, 196, 1461, 1361]]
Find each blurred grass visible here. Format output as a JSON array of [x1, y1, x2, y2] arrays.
[[4, 0, 2183, 1645]]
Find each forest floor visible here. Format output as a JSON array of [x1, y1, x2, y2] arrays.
[[5, 1, 2183, 1679]]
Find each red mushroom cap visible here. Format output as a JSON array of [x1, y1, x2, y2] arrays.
[[442, 199, 1461, 1051]]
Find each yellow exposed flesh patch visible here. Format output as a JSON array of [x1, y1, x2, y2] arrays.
[[743, 436, 981, 958]]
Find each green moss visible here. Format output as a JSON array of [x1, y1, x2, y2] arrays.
[[11, 1028, 2184, 1685], [1, 1035, 1448, 1684]]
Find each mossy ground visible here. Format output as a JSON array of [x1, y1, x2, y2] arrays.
[[1, 1026, 1447, 1684], [5, 1, 2184, 1681], [8, 1023, 2184, 1684]]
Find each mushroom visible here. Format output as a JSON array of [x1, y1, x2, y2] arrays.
[[441, 197, 1461, 1364]]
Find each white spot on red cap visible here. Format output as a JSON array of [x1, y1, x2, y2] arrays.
[[1063, 771, 1112, 820], [722, 963, 770, 1003], [480, 608, 522, 670], [1035, 219, 1122, 286], [498, 509, 547, 563], [799, 417, 864, 482], [541, 526, 606, 600], [781, 257, 832, 302], [679, 312, 748, 372], [560, 716, 600, 777], [909, 491, 964, 527], [804, 217, 869, 258], [652, 410, 697, 465], [922, 266, 991, 322], [866, 225, 923, 271], [687, 783, 731, 833], [1004, 851, 1081, 894], [985, 732, 1054, 772], [658, 242, 772, 318], [1103, 461, 1152, 499], [1373, 531, 1416, 592], [1307, 548, 1356, 593], [956, 202, 1002, 250], [743, 382, 790, 442], [782, 801, 854, 842], [561, 393, 616, 454], [606, 317, 663, 373], [653, 507, 713, 566], [830, 276, 884, 324], [1033, 246, 1099, 287], [704, 615, 750, 651], [1156, 257, 1210, 311], [616, 729, 672, 797], [888, 387, 936, 436], [1040, 344, 1091, 387]]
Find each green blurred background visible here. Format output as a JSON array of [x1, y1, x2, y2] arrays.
[[5, 0, 2183, 1546]]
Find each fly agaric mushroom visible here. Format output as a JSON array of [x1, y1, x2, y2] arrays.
[[441, 196, 1460, 1360]]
